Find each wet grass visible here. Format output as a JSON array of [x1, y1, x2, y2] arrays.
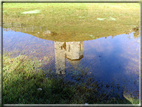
[[3, 54, 139, 104], [3, 3, 139, 42]]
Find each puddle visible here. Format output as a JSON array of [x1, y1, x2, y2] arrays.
[[21, 10, 41, 14], [97, 16, 116, 21], [3, 26, 140, 99]]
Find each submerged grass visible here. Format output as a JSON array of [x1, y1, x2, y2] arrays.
[[3, 3, 140, 42], [3, 54, 139, 104]]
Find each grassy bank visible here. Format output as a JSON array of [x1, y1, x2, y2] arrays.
[[3, 54, 139, 104], [3, 3, 139, 41]]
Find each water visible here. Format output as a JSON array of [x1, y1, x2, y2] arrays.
[[3, 27, 139, 99]]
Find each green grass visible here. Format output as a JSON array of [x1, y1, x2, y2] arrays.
[[2, 3, 140, 104], [3, 3, 140, 41], [3, 54, 139, 104]]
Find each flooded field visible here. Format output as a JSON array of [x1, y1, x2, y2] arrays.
[[3, 26, 140, 99], [2, 3, 140, 104]]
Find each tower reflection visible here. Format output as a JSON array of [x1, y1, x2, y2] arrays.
[[54, 41, 83, 74]]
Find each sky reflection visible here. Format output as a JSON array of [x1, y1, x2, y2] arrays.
[[3, 28, 139, 98]]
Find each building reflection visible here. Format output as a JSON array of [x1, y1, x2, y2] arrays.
[[54, 41, 83, 74]]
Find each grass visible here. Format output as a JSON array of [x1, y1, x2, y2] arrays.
[[3, 54, 139, 104], [3, 3, 140, 42], [2, 3, 140, 104]]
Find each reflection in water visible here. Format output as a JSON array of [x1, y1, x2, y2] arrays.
[[3, 27, 139, 98], [55, 42, 66, 74], [55, 41, 83, 74]]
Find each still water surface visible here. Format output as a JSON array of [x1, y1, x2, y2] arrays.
[[3, 27, 139, 98]]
